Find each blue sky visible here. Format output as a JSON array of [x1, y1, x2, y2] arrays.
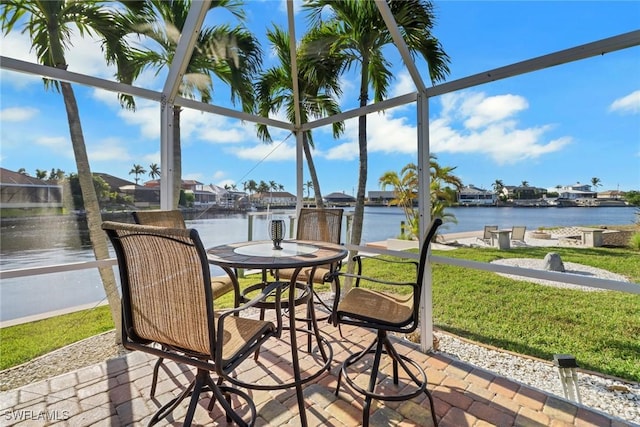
[[1, 1, 639, 197]]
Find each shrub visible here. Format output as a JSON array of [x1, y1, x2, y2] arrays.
[[629, 232, 640, 251]]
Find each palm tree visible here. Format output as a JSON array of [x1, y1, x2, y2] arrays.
[[304, 180, 314, 199], [430, 157, 462, 226], [129, 164, 146, 184], [379, 165, 418, 238], [521, 180, 529, 187], [256, 25, 344, 209], [148, 163, 161, 180], [591, 177, 601, 196], [123, 0, 261, 208], [243, 179, 257, 203], [380, 157, 461, 239], [305, 0, 450, 249], [1, 0, 132, 343], [49, 168, 65, 181], [492, 179, 505, 204], [35, 169, 47, 180], [16, 168, 27, 175]]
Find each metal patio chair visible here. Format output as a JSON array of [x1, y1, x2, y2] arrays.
[[331, 218, 443, 427], [132, 210, 239, 399], [274, 208, 344, 317], [103, 221, 282, 427]]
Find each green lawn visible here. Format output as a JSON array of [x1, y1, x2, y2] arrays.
[[1, 245, 638, 382]]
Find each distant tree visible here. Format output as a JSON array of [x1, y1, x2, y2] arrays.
[[278, 184, 284, 191], [35, 169, 47, 180], [521, 180, 529, 187], [591, 177, 601, 192], [49, 168, 65, 181], [148, 163, 161, 180], [129, 164, 146, 185], [243, 179, 258, 200], [492, 179, 504, 193], [255, 181, 266, 194], [68, 174, 111, 210], [17, 168, 27, 175], [379, 157, 461, 240], [304, 180, 314, 199], [624, 191, 640, 206]]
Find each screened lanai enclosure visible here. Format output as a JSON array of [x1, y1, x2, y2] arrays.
[[1, 0, 639, 356]]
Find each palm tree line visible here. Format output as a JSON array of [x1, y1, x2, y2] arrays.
[[2, 0, 450, 341]]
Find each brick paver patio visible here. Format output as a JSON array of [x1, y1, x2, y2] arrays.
[[1, 319, 635, 426]]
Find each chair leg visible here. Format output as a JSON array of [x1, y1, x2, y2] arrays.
[[150, 357, 164, 398], [337, 330, 438, 427], [363, 335, 386, 427], [148, 369, 257, 427], [148, 374, 196, 426], [335, 335, 379, 396], [203, 372, 256, 427]]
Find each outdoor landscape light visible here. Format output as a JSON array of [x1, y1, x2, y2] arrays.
[[553, 354, 582, 403]]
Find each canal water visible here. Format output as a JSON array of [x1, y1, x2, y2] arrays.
[[1, 206, 637, 322]]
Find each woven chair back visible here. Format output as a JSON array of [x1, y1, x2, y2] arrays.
[[296, 208, 343, 243], [103, 222, 214, 356], [132, 210, 186, 229]]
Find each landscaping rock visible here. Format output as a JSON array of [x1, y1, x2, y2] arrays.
[[543, 252, 565, 272]]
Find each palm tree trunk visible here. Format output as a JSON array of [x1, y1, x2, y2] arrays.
[[60, 81, 122, 345], [302, 134, 324, 209], [345, 58, 371, 285], [173, 106, 182, 209]]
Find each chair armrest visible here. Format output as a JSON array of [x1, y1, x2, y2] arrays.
[[335, 271, 417, 288], [218, 280, 284, 337], [351, 254, 418, 287]]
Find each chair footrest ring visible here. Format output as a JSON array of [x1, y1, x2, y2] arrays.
[[225, 327, 333, 391], [341, 349, 427, 402]]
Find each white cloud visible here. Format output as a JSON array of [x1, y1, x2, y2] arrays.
[[325, 140, 358, 161], [143, 152, 160, 165], [0, 31, 43, 88], [0, 107, 39, 122], [231, 140, 296, 161], [89, 138, 132, 162], [35, 136, 68, 150], [0, 24, 116, 88], [390, 71, 418, 98], [460, 93, 528, 129], [609, 90, 640, 114], [212, 170, 226, 180], [184, 172, 203, 181], [431, 91, 571, 164], [325, 90, 572, 165]]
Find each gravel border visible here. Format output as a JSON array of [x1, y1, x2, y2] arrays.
[[435, 330, 639, 425]]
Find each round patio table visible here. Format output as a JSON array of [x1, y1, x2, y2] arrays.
[[207, 239, 347, 427]]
